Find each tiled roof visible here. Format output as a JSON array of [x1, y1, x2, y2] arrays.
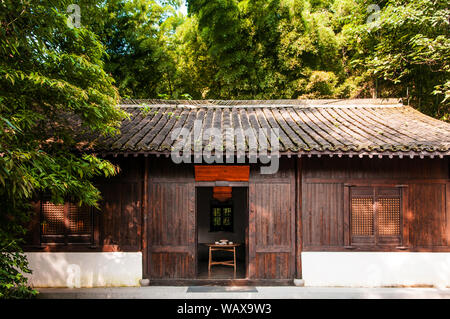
[[96, 99, 450, 157]]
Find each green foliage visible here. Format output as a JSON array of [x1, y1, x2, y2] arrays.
[[0, 0, 448, 294], [188, 0, 258, 98], [0, 0, 126, 298], [81, 0, 185, 98], [304, 71, 339, 98], [62, 0, 448, 119], [169, 15, 218, 98], [342, 0, 449, 119], [0, 241, 37, 299]]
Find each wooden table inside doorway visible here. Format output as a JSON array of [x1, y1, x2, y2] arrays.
[[205, 243, 241, 275]]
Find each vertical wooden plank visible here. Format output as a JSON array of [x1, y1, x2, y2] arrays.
[[295, 157, 302, 279], [290, 165, 296, 279], [310, 184, 317, 245], [93, 204, 100, 247], [248, 183, 256, 278], [115, 186, 122, 246], [32, 201, 41, 246], [120, 185, 127, 247], [245, 187, 249, 279], [400, 185, 409, 248], [438, 184, 445, 246], [337, 183, 344, 246], [446, 182, 450, 246], [189, 183, 196, 277], [195, 187, 198, 277], [142, 158, 149, 277], [63, 202, 69, 245], [302, 183, 309, 246], [373, 187, 378, 245], [343, 184, 350, 247]]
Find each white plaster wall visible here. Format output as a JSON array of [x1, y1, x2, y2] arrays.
[[302, 252, 450, 288], [25, 252, 142, 288]]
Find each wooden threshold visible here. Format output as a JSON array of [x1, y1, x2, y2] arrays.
[[147, 279, 294, 286]]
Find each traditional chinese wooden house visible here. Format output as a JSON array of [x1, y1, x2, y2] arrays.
[[24, 99, 450, 287]]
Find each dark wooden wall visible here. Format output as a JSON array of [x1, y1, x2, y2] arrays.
[[302, 157, 449, 251], [25, 157, 145, 252], [25, 155, 449, 282], [96, 157, 144, 251], [407, 183, 448, 248]]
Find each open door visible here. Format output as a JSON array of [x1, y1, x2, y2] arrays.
[[148, 181, 196, 279], [248, 161, 295, 279]]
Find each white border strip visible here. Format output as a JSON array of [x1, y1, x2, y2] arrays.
[[302, 252, 450, 288]]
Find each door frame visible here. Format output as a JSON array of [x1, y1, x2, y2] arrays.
[[195, 182, 249, 280]]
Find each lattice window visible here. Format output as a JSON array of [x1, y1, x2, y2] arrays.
[[41, 202, 65, 235], [377, 198, 400, 236], [67, 204, 92, 234], [350, 187, 402, 245], [41, 200, 93, 244], [351, 197, 374, 236]]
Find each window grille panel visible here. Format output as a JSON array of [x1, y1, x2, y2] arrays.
[[349, 186, 402, 245], [377, 198, 400, 236], [41, 201, 93, 243], [351, 197, 374, 236], [41, 202, 65, 235], [67, 204, 92, 234]]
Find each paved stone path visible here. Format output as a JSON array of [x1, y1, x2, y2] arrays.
[[37, 286, 450, 299]]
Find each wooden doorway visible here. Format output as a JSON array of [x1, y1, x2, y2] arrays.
[[196, 186, 249, 280], [145, 161, 296, 285]]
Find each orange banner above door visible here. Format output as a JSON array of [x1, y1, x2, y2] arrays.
[[194, 165, 250, 182]]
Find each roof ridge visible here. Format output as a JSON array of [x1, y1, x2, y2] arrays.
[[120, 98, 404, 107], [119, 104, 405, 109]]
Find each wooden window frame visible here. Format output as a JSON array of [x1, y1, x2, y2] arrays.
[[210, 200, 234, 232], [348, 186, 403, 247], [40, 200, 94, 245]]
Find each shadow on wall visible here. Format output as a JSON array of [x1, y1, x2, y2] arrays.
[[24, 252, 142, 288]]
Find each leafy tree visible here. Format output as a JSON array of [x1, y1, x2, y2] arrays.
[[81, 0, 184, 98], [0, 0, 126, 298], [186, 0, 344, 98], [169, 16, 218, 99], [343, 0, 449, 119], [276, 0, 342, 98], [154, 6, 186, 97], [77, 0, 449, 119], [182, 0, 448, 118], [188, 0, 258, 98]]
